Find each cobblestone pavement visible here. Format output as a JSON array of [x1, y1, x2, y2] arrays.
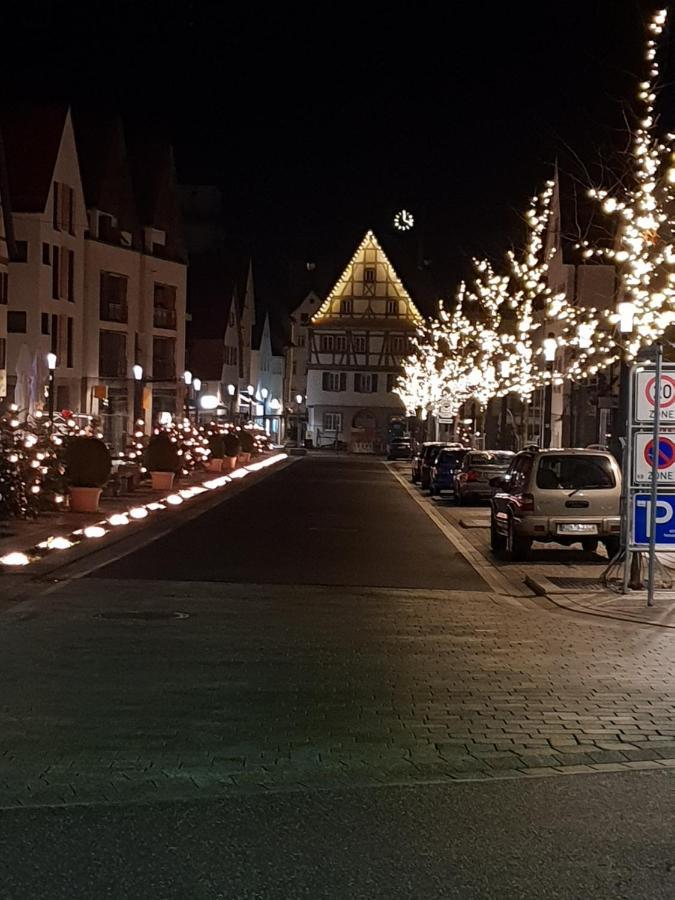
[[1, 456, 675, 813]]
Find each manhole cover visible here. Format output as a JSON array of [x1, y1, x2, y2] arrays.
[[96, 610, 189, 621], [547, 576, 606, 592]]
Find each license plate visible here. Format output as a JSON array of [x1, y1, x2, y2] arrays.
[[557, 523, 598, 535]]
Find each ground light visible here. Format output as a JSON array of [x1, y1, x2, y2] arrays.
[[0, 454, 288, 568]]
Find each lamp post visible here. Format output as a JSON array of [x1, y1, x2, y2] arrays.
[[183, 370, 192, 422], [193, 378, 201, 425], [227, 383, 237, 423], [614, 301, 636, 465], [542, 335, 556, 449], [46, 352, 57, 425], [260, 387, 269, 432], [132, 364, 144, 432], [295, 393, 303, 447]]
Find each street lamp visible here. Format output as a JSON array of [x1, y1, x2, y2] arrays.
[[614, 300, 637, 464], [46, 352, 57, 424], [227, 383, 237, 423], [542, 334, 556, 449], [183, 370, 192, 422], [260, 387, 269, 431], [294, 394, 304, 447], [132, 364, 144, 431]]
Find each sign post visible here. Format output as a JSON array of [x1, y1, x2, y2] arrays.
[[624, 347, 675, 603]]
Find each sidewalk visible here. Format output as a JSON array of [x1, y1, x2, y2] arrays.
[[0, 453, 288, 577]]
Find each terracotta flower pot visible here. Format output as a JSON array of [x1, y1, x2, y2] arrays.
[[238, 452, 252, 466], [206, 458, 223, 473], [224, 456, 237, 472], [150, 471, 175, 491], [69, 486, 103, 513]]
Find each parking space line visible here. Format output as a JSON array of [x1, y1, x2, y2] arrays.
[[384, 463, 521, 597]]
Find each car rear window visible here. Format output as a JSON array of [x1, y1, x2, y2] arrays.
[[467, 452, 512, 467], [536, 455, 616, 490], [437, 450, 465, 465]]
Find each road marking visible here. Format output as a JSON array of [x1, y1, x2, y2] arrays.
[[385, 463, 518, 597]]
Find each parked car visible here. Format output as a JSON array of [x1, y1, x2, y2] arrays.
[[489, 448, 622, 561], [454, 450, 514, 505], [411, 442, 441, 484], [387, 437, 412, 460], [420, 442, 459, 490], [429, 447, 467, 496]]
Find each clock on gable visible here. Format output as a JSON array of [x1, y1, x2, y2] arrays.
[[393, 209, 414, 232]]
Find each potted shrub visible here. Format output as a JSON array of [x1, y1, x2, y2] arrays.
[[66, 436, 112, 513], [207, 432, 225, 472], [223, 431, 241, 471], [238, 429, 255, 465], [146, 432, 179, 490]]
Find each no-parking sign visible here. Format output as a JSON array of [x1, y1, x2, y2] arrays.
[[633, 432, 675, 484], [635, 369, 675, 422]]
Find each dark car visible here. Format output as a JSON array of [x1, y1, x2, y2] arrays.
[[429, 447, 467, 496], [454, 450, 514, 505], [387, 438, 412, 460], [420, 442, 459, 490], [411, 442, 440, 484]]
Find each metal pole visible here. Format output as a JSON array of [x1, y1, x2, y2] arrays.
[[622, 365, 635, 594], [543, 375, 553, 448], [48, 371, 55, 424], [647, 343, 663, 607]]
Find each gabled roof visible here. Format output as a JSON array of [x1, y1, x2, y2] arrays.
[[73, 110, 142, 248], [1, 104, 68, 213]]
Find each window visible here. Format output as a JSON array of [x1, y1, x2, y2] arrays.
[[224, 345, 238, 366], [0, 338, 5, 370], [340, 299, 353, 315], [42, 243, 50, 265], [153, 337, 176, 379], [51, 314, 58, 353], [364, 267, 375, 283], [386, 373, 396, 392], [323, 412, 342, 432], [14, 241, 28, 262], [322, 371, 346, 392], [0, 271, 7, 305], [292, 360, 297, 375], [52, 183, 74, 233], [297, 334, 306, 348], [67, 250, 74, 301], [153, 283, 177, 329], [353, 335, 366, 353], [335, 335, 346, 352], [66, 317, 73, 368], [52, 247, 59, 298], [100, 272, 128, 322], [41, 313, 49, 335], [536, 454, 615, 491], [7, 311, 26, 333], [354, 373, 378, 393], [391, 335, 405, 354], [386, 299, 399, 316], [99, 330, 127, 378], [301, 313, 309, 325], [320, 335, 335, 352]]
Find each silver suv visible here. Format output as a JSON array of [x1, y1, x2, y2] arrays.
[[489, 448, 622, 561]]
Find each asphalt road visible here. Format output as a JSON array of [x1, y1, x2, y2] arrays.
[[92, 455, 487, 589], [2, 454, 675, 899]]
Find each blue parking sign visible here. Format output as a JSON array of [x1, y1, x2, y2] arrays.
[[632, 493, 675, 548]]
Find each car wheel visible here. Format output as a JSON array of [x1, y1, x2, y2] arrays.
[[603, 537, 620, 560], [490, 518, 506, 554], [429, 484, 437, 496], [507, 519, 531, 562], [581, 538, 598, 554]]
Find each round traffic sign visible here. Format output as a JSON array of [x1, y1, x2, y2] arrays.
[[644, 436, 675, 470], [645, 375, 675, 409]]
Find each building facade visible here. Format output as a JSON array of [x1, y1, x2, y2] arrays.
[[306, 231, 421, 451]]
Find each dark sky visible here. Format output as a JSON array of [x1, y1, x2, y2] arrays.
[[1, 0, 671, 299]]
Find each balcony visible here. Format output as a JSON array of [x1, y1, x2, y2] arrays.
[[100, 301, 128, 324]]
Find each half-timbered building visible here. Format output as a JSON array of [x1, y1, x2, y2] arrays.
[[306, 230, 422, 451]]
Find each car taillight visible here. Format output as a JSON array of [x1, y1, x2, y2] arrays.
[[466, 470, 479, 482], [519, 493, 535, 512]]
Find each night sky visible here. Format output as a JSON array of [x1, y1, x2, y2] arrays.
[[1, 1, 671, 300]]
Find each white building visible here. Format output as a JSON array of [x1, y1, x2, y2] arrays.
[[0, 133, 14, 402], [285, 289, 320, 404], [3, 106, 87, 415], [306, 230, 422, 451]]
